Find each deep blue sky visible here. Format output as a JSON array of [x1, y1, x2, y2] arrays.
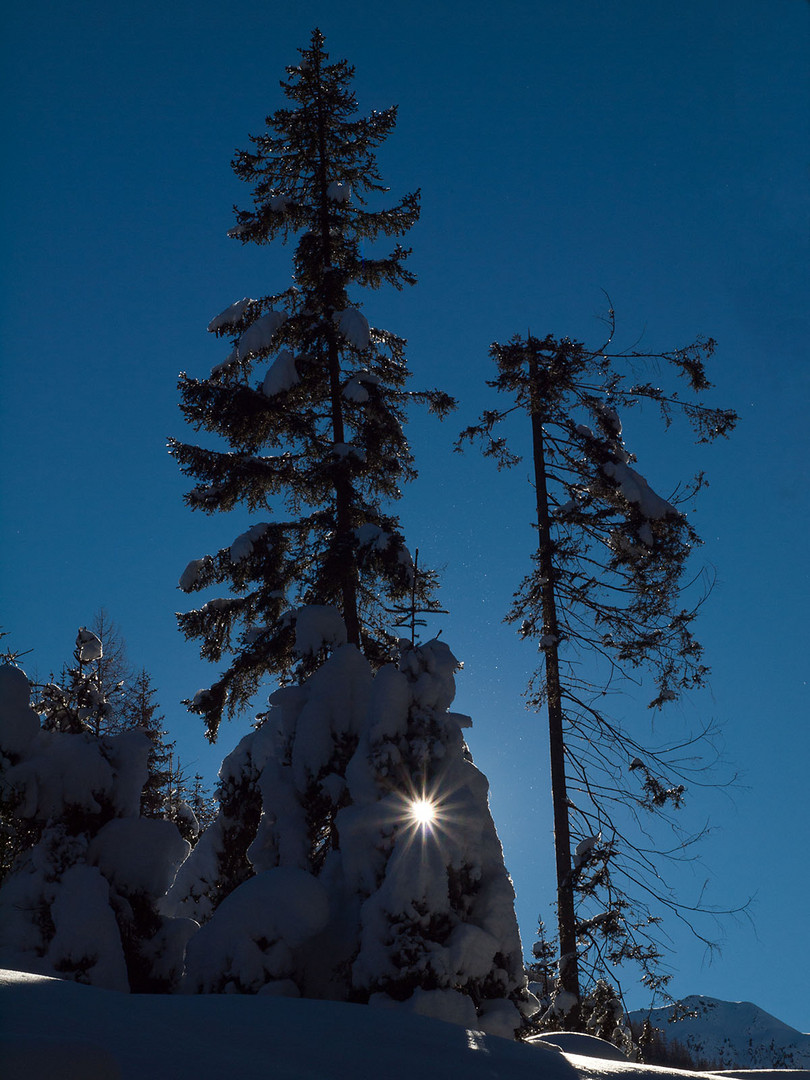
[[2, 0, 808, 1029]]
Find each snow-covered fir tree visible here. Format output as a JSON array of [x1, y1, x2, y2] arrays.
[[340, 639, 537, 1035], [166, 34, 534, 1029], [0, 660, 194, 992], [33, 630, 183, 831], [36, 628, 113, 737], [169, 28, 453, 744], [166, 638, 536, 1032]]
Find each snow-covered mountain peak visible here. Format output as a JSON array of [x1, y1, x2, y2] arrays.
[[679, 994, 804, 1037], [629, 995, 810, 1069]]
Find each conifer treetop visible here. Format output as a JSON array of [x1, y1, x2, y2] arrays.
[[171, 31, 453, 742]]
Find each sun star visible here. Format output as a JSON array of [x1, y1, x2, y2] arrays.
[[409, 797, 437, 828]]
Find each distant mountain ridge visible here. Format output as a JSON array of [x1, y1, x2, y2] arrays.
[[628, 996, 810, 1070]]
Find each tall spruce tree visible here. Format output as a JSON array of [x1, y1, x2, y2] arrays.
[[164, 38, 535, 1027], [458, 316, 738, 1024], [170, 29, 453, 743]]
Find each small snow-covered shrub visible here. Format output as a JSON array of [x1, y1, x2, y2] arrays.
[[182, 867, 329, 994], [0, 664, 192, 991]]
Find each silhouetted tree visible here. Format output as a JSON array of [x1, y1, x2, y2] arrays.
[[459, 311, 738, 1024], [170, 28, 453, 743]]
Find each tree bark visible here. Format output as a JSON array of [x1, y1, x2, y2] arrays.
[[527, 345, 581, 1019], [313, 45, 361, 648]]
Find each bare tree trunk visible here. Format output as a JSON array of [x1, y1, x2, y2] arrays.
[[528, 345, 581, 1020]]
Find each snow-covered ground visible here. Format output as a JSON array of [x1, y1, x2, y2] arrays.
[[3, 968, 809, 1080]]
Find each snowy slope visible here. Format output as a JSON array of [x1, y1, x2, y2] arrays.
[[628, 996, 810, 1070], [5, 968, 796, 1080]]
